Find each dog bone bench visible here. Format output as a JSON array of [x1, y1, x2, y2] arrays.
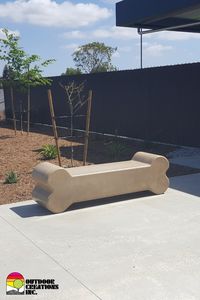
[[32, 152, 169, 213]]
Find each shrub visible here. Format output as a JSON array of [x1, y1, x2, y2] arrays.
[[4, 171, 18, 184], [40, 144, 57, 160]]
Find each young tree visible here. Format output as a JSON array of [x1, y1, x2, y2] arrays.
[[0, 29, 25, 134], [72, 42, 117, 74], [61, 67, 82, 76], [20, 55, 55, 134], [60, 81, 88, 166], [2, 64, 17, 131], [0, 28, 55, 134]]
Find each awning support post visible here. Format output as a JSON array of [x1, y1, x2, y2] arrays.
[[138, 28, 143, 69]]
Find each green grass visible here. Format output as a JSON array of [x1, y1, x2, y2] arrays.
[[40, 144, 58, 160], [4, 171, 18, 184]]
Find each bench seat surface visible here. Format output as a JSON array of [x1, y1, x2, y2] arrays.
[[67, 160, 149, 177]]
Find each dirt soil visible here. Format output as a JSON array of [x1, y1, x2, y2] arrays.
[[1, 123, 200, 205]]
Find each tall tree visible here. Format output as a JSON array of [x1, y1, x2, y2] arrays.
[[72, 42, 117, 74]]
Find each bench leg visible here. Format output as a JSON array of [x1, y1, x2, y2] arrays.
[[132, 152, 169, 194]]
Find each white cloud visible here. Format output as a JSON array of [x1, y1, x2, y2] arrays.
[[143, 44, 173, 56], [63, 26, 138, 41], [0, 0, 112, 28], [62, 43, 79, 51], [101, 0, 118, 4], [62, 30, 86, 39], [0, 28, 20, 38], [93, 26, 138, 39]]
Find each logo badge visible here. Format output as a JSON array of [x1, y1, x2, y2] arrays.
[[6, 272, 25, 295]]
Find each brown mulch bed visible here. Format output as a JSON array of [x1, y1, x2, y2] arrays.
[[0, 123, 200, 205]]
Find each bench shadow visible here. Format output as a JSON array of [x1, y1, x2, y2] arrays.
[[10, 191, 153, 218], [10, 203, 53, 218], [67, 191, 154, 211]]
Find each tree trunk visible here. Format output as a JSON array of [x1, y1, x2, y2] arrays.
[[10, 86, 17, 135], [27, 85, 30, 135], [70, 113, 74, 167], [20, 99, 23, 135]]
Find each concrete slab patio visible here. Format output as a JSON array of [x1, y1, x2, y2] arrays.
[[0, 173, 200, 300]]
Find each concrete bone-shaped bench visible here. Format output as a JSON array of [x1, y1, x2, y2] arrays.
[[32, 152, 169, 214]]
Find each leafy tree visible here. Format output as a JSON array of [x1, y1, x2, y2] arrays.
[[2, 64, 17, 130], [72, 42, 117, 74], [0, 29, 24, 134], [0, 28, 55, 134], [20, 54, 55, 134], [62, 67, 82, 76]]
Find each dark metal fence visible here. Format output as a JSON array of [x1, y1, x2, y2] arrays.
[[4, 62, 200, 147]]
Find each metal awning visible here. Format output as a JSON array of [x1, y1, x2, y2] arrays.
[[116, 0, 200, 33]]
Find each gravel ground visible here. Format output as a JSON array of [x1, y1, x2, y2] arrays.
[[0, 127, 84, 204]]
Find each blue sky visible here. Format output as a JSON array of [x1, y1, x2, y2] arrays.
[[0, 0, 200, 76]]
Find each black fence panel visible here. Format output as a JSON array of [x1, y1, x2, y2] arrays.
[[4, 62, 200, 147]]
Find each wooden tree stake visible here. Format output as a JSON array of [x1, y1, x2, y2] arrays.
[[47, 89, 62, 167], [83, 90, 92, 166]]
